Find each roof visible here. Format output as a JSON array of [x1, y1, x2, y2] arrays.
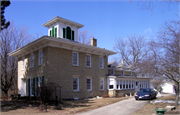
[[42, 16, 84, 28], [8, 36, 116, 57]]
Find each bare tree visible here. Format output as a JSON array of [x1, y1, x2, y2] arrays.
[[78, 29, 93, 45], [129, 0, 179, 14], [113, 34, 150, 76], [144, 20, 179, 105], [0, 21, 34, 97]]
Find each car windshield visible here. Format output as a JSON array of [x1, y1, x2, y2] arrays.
[[139, 89, 150, 93]]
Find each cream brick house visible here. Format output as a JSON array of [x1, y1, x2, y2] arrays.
[[8, 16, 116, 99], [107, 61, 151, 97]]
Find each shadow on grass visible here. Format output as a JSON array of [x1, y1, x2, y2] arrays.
[[61, 99, 94, 108]]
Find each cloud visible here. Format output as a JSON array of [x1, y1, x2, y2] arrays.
[[144, 28, 152, 33]]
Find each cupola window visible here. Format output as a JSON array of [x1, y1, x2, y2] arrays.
[[49, 26, 57, 38]]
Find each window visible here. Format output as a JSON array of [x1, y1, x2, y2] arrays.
[[120, 80, 122, 89], [72, 52, 79, 66], [49, 26, 57, 38], [111, 69, 114, 75], [116, 80, 119, 89], [36, 76, 44, 96], [130, 71, 132, 76], [129, 80, 131, 89], [30, 54, 34, 67], [39, 50, 43, 65], [87, 79, 92, 91], [66, 26, 71, 40], [22, 57, 25, 70], [126, 80, 128, 89], [123, 80, 125, 89], [100, 79, 104, 90], [109, 79, 114, 89], [86, 55, 91, 67], [121, 70, 124, 76], [29, 78, 35, 96], [73, 78, 79, 91], [63, 28, 66, 38], [99, 57, 104, 69]]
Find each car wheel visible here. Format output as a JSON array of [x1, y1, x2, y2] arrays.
[[149, 96, 151, 100]]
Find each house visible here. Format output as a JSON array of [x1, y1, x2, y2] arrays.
[[8, 16, 116, 99], [107, 60, 151, 97]]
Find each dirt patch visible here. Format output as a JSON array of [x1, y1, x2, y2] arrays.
[[1, 97, 130, 115]]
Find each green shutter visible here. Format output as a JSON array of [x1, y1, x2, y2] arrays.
[[72, 31, 74, 41], [42, 76, 44, 85], [50, 30, 52, 37], [52, 26, 54, 37], [33, 78, 35, 96], [28, 79, 30, 96], [36, 77, 38, 96], [55, 27, 57, 38], [63, 28, 65, 38]]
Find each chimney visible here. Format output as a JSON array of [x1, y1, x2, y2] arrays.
[[91, 38, 97, 47], [121, 60, 124, 64]]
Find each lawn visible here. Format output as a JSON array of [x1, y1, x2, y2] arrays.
[[1, 97, 130, 114], [131, 95, 180, 115]]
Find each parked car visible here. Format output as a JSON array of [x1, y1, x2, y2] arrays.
[[135, 88, 157, 100]]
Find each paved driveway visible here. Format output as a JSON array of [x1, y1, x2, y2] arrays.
[[76, 97, 149, 115]]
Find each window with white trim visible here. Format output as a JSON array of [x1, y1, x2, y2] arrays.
[[30, 78, 34, 96], [73, 78, 79, 91], [39, 50, 43, 65], [99, 57, 104, 69], [100, 78, 104, 90], [30, 53, 34, 67], [109, 79, 114, 89], [86, 54, 91, 67], [87, 78, 92, 91], [72, 52, 79, 66], [22, 57, 25, 70]]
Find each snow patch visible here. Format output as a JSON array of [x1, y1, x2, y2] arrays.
[[150, 100, 180, 105]]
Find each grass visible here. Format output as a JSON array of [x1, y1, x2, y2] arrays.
[[131, 95, 180, 115], [1, 97, 130, 114]]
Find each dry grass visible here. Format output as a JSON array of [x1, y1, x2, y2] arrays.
[[131, 95, 180, 115], [1, 97, 130, 115]]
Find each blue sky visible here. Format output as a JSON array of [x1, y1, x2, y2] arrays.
[[5, 1, 179, 62]]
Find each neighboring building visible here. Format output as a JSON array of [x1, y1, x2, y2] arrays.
[[107, 60, 151, 97], [8, 16, 116, 99], [161, 82, 176, 94]]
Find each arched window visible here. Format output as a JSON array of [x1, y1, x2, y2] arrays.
[[66, 26, 71, 40]]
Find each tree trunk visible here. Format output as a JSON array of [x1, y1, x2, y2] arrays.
[[175, 82, 179, 106]]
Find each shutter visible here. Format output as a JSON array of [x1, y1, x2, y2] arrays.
[[28, 79, 30, 96], [50, 30, 52, 37], [33, 78, 35, 96], [63, 28, 65, 38], [42, 76, 44, 85], [36, 77, 38, 96], [55, 27, 57, 38], [72, 30, 74, 41], [52, 26, 54, 37]]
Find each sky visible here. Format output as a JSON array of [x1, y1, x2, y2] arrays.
[[4, 0, 179, 62]]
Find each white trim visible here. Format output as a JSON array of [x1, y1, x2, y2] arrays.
[[86, 54, 91, 67], [72, 52, 79, 66], [73, 78, 79, 91]]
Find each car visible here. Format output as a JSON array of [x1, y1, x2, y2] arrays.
[[135, 88, 157, 100]]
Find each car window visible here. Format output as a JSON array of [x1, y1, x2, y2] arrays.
[[139, 89, 150, 93]]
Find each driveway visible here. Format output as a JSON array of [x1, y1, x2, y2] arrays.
[[76, 97, 149, 115]]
